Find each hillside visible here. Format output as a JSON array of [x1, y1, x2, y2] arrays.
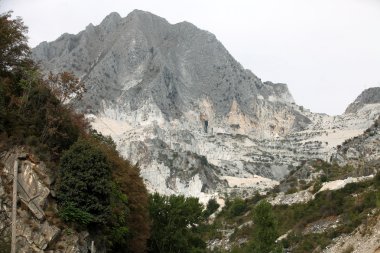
[[205, 117, 380, 252], [0, 12, 149, 252]]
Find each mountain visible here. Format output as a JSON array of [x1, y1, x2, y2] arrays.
[[32, 10, 380, 201], [345, 87, 380, 114], [33, 10, 308, 134]]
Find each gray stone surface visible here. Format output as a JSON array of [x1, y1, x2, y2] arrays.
[[32, 10, 380, 200], [0, 149, 92, 252], [345, 87, 380, 114], [32, 10, 306, 131], [332, 116, 380, 171]]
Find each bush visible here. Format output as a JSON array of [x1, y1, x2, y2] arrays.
[[204, 198, 220, 217], [59, 202, 95, 226], [57, 139, 112, 225], [251, 201, 282, 253], [228, 198, 247, 217], [320, 174, 328, 182], [104, 142, 149, 253], [148, 193, 206, 253]]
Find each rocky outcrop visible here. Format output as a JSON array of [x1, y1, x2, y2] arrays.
[[345, 87, 380, 114], [0, 148, 92, 252], [332, 116, 380, 171], [269, 190, 314, 206], [323, 212, 380, 253]]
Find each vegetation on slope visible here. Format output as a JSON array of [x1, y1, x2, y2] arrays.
[[148, 193, 207, 253], [0, 11, 149, 252]]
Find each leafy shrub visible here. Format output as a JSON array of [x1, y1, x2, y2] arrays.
[[251, 201, 282, 253], [57, 139, 112, 225], [228, 198, 248, 217], [204, 198, 220, 217], [102, 141, 149, 253], [148, 193, 206, 253], [59, 202, 94, 226], [320, 174, 328, 182], [0, 12, 150, 252]]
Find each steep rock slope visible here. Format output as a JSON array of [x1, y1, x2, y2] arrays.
[[345, 87, 380, 114], [33, 10, 308, 136], [32, 10, 380, 199], [332, 116, 380, 170], [0, 149, 93, 252]]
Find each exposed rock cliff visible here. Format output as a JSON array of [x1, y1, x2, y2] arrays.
[[32, 10, 380, 199], [33, 10, 308, 136], [345, 87, 380, 114], [332, 116, 380, 170], [0, 148, 93, 252]]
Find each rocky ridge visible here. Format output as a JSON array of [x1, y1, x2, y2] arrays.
[[332, 116, 380, 169], [32, 10, 380, 200], [345, 87, 380, 114]]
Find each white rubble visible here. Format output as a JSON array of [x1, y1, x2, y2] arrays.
[[318, 175, 374, 192]]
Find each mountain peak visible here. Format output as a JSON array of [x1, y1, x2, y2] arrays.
[[99, 12, 122, 29], [30, 9, 380, 204], [101, 12, 121, 23], [345, 87, 380, 114], [32, 9, 304, 130], [125, 9, 169, 26], [129, 9, 153, 16]]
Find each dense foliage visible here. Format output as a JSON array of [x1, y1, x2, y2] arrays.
[[102, 138, 150, 253], [57, 139, 113, 225], [0, 11, 30, 75], [251, 201, 281, 253], [204, 198, 220, 218], [148, 193, 206, 253], [0, 12, 149, 252]]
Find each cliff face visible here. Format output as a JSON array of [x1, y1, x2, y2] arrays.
[[32, 10, 380, 199], [345, 87, 380, 114], [0, 149, 94, 252], [33, 10, 307, 136], [332, 116, 380, 171]]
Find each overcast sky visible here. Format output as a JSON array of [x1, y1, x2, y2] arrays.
[[2, 0, 379, 115]]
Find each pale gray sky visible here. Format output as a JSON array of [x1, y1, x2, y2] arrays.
[[2, 0, 380, 115]]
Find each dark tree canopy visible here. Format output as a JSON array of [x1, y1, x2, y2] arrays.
[[0, 11, 30, 75], [57, 139, 112, 225], [251, 201, 282, 253], [148, 193, 206, 253]]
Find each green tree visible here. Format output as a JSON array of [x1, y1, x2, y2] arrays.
[[57, 137, 150, 252], [251, 201, 282, 253], [228, 198, 247, 217], [109, 155, 149, 253], [0, 12, 82, 159], [148, 193, 206, 253], [0, 11, 30, 75], [57, 139, 112, 226], [204, 198, 220, 218]]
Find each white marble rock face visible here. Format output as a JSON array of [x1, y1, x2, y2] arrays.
[[32, 10, 380, 201]]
